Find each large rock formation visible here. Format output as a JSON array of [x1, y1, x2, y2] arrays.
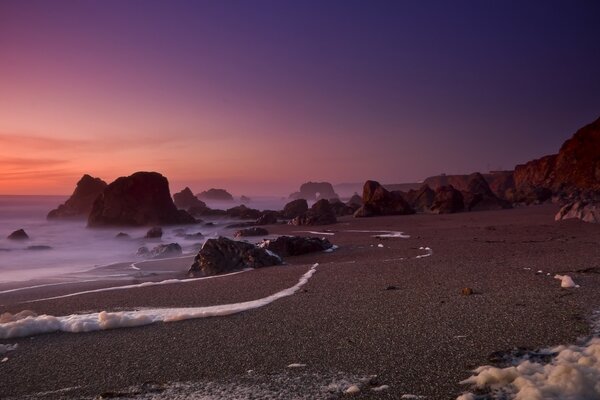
[[47, 174, 107, 219], [225, 205, 262, 220], [329, 199, 355, 217], [463, 173, 511, 211], [289, 182, 339, 201], [354, 180, 414, 217], [430, 185, 464, 214], [259, 236, 333, 257], [423, 171, 515, 200], [515, 116, 600, 195], [405, 185, 435, 212], [88, 172, 196, 227], [196, 188, 234, 201], [188, 237, 282, 276], [282, 199, 309, 219], [173, 187, 206, 210], [290, 199, 337, 225]]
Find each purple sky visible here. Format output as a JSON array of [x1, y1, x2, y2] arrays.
[[1, 0, 599, 195]]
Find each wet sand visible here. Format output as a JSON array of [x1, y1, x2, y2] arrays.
[[1, 204, 600, 399]]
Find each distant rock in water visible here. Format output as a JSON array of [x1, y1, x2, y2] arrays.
[[145, 227, 163, 239], [197, 188, 234, 201], [47, 174, 107, 219], [259, 236, 332, 257], [88, 172, 196, 227], [115, 232, 130, 239], [282, 199, 309, 219], [430, 185, 464, 214], [555, 200, 600, 223], [188, 237, 282, 276], [226, 205, 262, 220], [289, 182, 339, 201], [234, 227, 269, 238], [354, 180, 414, 217], [173, 187, 206, 210], [291, 199, 337, 225], [7, 229, 29, 241], [149, 243, 182, 259], [26, 245, 52, 251]]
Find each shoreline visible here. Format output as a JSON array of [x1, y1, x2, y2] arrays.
[[1, 204, 600, 399]]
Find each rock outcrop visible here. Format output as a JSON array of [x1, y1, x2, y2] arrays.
[[423, 171, 515, 200], [197, 188, 234, 201], [7, 229, 29, 240], [555, 201, 600, 223], [353, 180, 414, 217], [405, 185, 435, 212], [282, 199, 309, 219], [329, 199, 355, 217], [430, 185, 464, 214], [47, 174, 107, 219], [289, 182, 339, 201], [255, 211, 279, 225], [462, 173, 511, 211], [226, 205, 262, 220], [173, 187, 206, 210], [346, 194, 362, 208], [290, 199, 337, 225], [259, 236, 332, 257], [188, 237, 282, 276], [88, 172, 196, 227], [149, 243, 183, 259], [234, 227, 269, 238]]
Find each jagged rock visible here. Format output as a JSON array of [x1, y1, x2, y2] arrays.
[[88, 172, 196, 226], [173, 187, 206, 210], [405, 185, 435, 212], [234, 227, 269, 238], [47, 174, 107, 219], [353, 180, 414, 217], [259, 236, 332, 257], [555, 201, 600, 223], [282, 199, 309, 219], [188, 237, 282, 276], [145, 227, 163, 239], [329, 199, 355, 217], [255, 211, 279, 225], [226, 205, 262, 220], [430, 185, 464, 214], [289, 182, 339, 201], [291, 199, 337, 225], [197, 188, 234, 201], [149, 243, 182, 259], [7, 229, 29, 240]]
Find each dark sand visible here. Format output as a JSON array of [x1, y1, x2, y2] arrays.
[[1, 204, 600, 399]]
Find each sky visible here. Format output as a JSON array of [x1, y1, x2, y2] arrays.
[[1, 0, 599, 196]]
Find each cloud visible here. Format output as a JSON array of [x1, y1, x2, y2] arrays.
[[0, 156, 69, 170]]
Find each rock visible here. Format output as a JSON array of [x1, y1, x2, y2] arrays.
[[173, 187, 206, 210], [463, 173, 511, 211], [555, 201, 600, 223], [240, 195, 251, 203], [259, 236, 332, 257], [7, 229, 29, 240], [47, 174, 107, 219], [136, 246, 150, 256], [289, 182, 339, 201], [329, 199, 355, 217], [430, 185, 464, 214], [405, 185, 435, 212], [149, 243, 182, 259], [344, 385, 360, 395], [255, 211, 278, 225], [282, 199, 309, 219], [115, 232, 130, 239], [26, 245, 52, 251], [145, 227, 163, 239], [346, 193, 362, 208], [423, 171, 516, 200], [353, 180, 414, 217], [188, 237, 282, 276], [291, 199, 337, 225], [196, 188, 234, 201], [88, 172, 196, 227], [234, 227, 269, 238], [226, 205, 262, 220], [461, 287, 474, 296]]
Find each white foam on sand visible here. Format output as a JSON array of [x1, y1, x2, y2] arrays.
[[293, 231, 336, 236], [0, 264, 319, 339], [457, 337, 600, 400], [416, 247, 433, 258], [0, 279, 99, 295], [323, 245, 339, 253], [342, 230, 410, 238], [24, 270, 249, 303]]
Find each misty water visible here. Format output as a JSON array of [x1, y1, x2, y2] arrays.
[[0, 195, 288, 283]]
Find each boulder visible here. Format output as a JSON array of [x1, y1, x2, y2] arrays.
[[289, 182, 339, 201], [173, 187, 206, 210], [353, 180, 414, 217], [234, 227, 269, 238], [226, 205, 262, 220], [197, 188, 234, 201], [405, 185, 435, 212], [88, 172, 196, 227], [463, 173, 511, 211], [282, 199, 309, 219], [145, 227, 163, 239], [291, 199, 337, 225], [430, 185, 464, 214], [329, 199, 355, 217], [346, 194, 362, 208], [47, 174, 108, 219], [7, 229, 29, 240], [255, 211, 279, 225], [188, 237, 282, 276], [555, 201, 600, 223], [259, 236, 332, 257], [149, 243, 182, 259]]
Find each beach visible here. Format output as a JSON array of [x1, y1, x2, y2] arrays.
[[1, 204, 600, 399]]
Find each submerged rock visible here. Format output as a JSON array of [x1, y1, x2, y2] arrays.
[[47, 174, 107, 219], [234, 227, 269, 238], [7, 229, 29, 241], [259, 236, 332, 257], [290, 199, 337, 225], [145, 227, 163, 239], [150, 243, 182, 259], [188, 237, 282, 276], [26, 245, 52, 251], [115, 232, 130, 239]]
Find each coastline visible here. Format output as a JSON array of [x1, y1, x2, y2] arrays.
[[1, 204, 600, 399]]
